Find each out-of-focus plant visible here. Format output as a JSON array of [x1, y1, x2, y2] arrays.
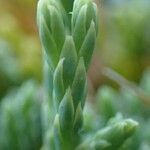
[[0, 80, 42, 150], [77, 115, 138, 150], [96, 68, 150, 149]]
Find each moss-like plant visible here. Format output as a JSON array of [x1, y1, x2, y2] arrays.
[[37, 0, 138, 149], [37, 0, 97, 149]]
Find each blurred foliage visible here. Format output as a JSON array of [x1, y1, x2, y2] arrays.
[[94, 69, 150, 149], [0, 0, 150, 95], [0, 0, 42, 98], [80, 68, 150, 149], [0, 80, 42, 150], [98, 0, 150, 82]]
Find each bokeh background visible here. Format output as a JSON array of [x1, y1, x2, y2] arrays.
[[0, 0, 41, 98], [0, 0, 150, 149], [0, 0, 150, 97]]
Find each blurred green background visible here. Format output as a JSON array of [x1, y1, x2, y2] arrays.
[[0, 0, 42, 98], [0, 0, 149, 98]]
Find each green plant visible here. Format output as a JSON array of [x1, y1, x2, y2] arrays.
[[76, 116, 138, 150], [95, 69, 150, 150], [37, 0, 138, 150], [0, 80, 42, 150], [37, 0, 97, 149]]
